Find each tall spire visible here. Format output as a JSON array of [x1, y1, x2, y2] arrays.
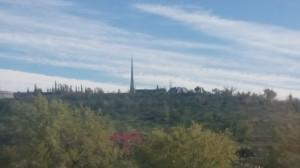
[[130, 56, 135, 93]]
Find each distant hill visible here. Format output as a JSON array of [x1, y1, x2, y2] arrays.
[[8, 87, 300, 167]]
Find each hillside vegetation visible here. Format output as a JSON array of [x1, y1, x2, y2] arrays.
[[1, 87, 300, 167]]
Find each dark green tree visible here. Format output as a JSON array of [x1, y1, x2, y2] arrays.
[[264, 88, 277, 100]]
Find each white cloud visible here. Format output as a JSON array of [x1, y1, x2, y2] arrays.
[[0, 69, 128, 93], [134, 4, 300, 60], [1, 68, 299, 99], [0, 0, 73, 7], [135, 4, 300, 66], [133, 73, 300, 99], [0, 1, 300, 99], [133, 4, 300, 97]]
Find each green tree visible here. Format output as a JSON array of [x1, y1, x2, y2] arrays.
[[268, 121, 300, 168], [0, 95, 123, 168], [264, 88, 277, 100], [236, 120, 254, 142], [134, 123, 238, 168]]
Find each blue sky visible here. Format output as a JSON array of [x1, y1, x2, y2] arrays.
[[0, 0, 300, 98]]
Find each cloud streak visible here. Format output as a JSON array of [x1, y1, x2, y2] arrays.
[[0, 1, 299, 99], [134, 4, 300, 57], [134, 4, 300, 72], [0, 69, 128, 92]]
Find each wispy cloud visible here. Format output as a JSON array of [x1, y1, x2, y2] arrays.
[[134, 4, 300, 70], [0, 69, 128, 92], [133, 4, 300, 96], [134, 4, 300, 56], [0, 0, 300, 99]]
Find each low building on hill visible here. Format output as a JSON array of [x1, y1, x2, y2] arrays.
[[110, 132, 141, 151], [169, 87, 188, 94], [0, 91, 14, 99]]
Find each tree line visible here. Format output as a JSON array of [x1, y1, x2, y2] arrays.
[[6, 86, 300, 167], [0, 95, 237, 168]]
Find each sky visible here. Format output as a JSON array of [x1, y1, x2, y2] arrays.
[[0, 0, 300, 99]]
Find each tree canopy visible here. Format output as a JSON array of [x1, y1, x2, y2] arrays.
[[4, 86, 300, 167], [134, 123, 238, 168], [0, 95, 122, 168]]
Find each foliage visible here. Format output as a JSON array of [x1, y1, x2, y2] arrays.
[[0, 95, 122, 168], [134, 123, 238, 168], [235, 120, 254, 142], [263, 88, 277, 100], [9, 87, 300, 167], [268, 121, 300, 167]]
